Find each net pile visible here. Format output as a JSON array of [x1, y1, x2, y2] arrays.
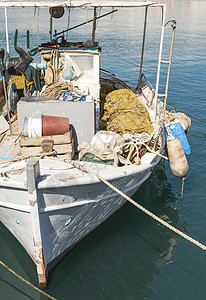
[[101, 89, 153, 135], [7, 75, 33, 92]]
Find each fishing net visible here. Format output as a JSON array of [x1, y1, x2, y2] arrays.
[[101, 89, 153, 135], [7, 75, 33, 92]]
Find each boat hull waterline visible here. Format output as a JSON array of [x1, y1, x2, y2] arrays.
[[0, 155, 159, 286]]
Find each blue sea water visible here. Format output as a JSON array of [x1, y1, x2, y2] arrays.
[[0, 1, 206, 299]]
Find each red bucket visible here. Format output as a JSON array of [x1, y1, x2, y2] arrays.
[[42, 115, 69, 136]]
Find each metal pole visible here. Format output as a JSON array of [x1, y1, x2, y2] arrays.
[[137, 6, 148, 91], [0, 47, 12, 134], [2, 76, 12, 135], [22, 74, 27, 96], [4, 7, 10, 54], [92, 7, 97, 43], [53, 9, 118, 37], [49, 8, 53, 43], [163, 21, 176, 110], [154, 4, 166, 118]]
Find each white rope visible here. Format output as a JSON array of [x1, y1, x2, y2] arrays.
[[69, 161, 206, 251]]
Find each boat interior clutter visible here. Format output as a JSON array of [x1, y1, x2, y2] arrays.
[[0, 32, 161, 167]]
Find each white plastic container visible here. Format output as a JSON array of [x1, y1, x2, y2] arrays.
[[23, 117, 42, 137]]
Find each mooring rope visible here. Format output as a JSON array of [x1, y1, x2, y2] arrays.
[[167, 104, 206, 124], [0, 156, 205, 299], [69, 161, 206, 251], [0, 260, 57, 300], [0, 151, 56, 165]]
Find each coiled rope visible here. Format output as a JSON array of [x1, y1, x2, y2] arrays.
[[69, 161, 206, 251], [41, 81, 77, 98], [0, 260, 57, 300]]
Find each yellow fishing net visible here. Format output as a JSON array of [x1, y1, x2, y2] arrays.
[[7, 75, 33, 92], [101, 89, 153, 135]]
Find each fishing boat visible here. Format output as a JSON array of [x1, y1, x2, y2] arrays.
[[0, 1, 187, 288]]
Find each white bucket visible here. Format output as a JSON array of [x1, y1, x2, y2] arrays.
[[23, 117, 42, 137]]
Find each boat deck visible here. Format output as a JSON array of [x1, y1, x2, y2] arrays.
[[0, 118, 20, 161], [0, 135, 19, 159]]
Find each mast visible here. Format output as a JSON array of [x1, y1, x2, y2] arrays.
[[137, 5, 148, 91], [49, 7, 53, 42], [154, 4, 166, 118], [4, 7, 10, 54], [92, 7, 97, 44]]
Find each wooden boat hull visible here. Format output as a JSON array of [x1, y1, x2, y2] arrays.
[[0, 154, 160, 286]]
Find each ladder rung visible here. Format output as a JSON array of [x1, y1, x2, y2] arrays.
[[158, 94, 166, 97], [160, 60, 170, 64]]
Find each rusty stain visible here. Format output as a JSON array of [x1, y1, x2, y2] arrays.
[[6, 168, 25, 175], [34, 240, 42, 247], [38, 249, 47, 288], [59, 178, 69, 182], [59, 176, 76, 182], [39, 274, 47, 288], [32, 238, 47, 287], [29, 199, 37, 206], [49, 167, 75, 170]]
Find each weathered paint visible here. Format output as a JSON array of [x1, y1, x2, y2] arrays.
[[26, 159, 47, 288]]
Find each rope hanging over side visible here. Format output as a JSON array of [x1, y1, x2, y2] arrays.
[[0, 259, 57, 300], [68, 161, 206, 251], [167, 104, 206, 124]]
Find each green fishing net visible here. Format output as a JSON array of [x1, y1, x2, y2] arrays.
[[101, 89, 153, 135]]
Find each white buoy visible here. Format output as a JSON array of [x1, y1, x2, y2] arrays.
[[166, 137, 189, 178], [170, 112, 191, 134]]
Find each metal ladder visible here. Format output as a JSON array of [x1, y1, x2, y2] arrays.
[[157, 20, 177, 110]]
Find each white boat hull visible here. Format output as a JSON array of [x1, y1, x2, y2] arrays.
[[0, 154, 159, 286]]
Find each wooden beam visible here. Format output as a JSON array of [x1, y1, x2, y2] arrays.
[[21, 141, 74, 156], [20, 131, 72, 147]]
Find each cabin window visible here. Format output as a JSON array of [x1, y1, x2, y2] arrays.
[[70, 55, 94, 73]]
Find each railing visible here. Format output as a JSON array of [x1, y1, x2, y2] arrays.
[[140, 73, 156, 107]]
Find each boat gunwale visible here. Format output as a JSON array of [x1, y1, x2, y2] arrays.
[[0, 1, 166, 9]]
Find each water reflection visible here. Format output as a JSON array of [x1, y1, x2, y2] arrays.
[[0, 162, 184, 299], [43, 162, 183, 299]]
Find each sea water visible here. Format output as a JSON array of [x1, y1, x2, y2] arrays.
[[0, 1, 206, 299]]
